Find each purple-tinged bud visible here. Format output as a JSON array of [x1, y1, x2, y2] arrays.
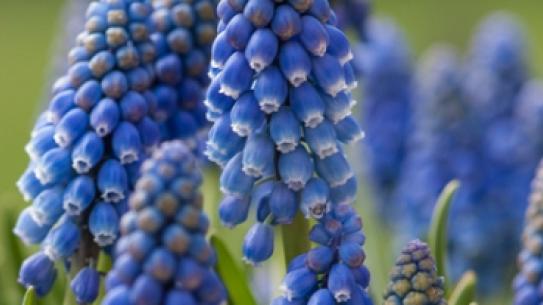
[[243, 223, 274, 265], [144, 248, 177, 282], [89, 201, 119, 247], [270, 107, 302, 153], [90, 98, 120, 137], [280, 267, 317, 300], [269, 182, 297, 224], [288, 254, 307, 272], [219, 195, 250, 228], [72, 131, 105, 174], [300, 16, 329, 57], [271, 5, 302, 41], [225, 13, 254, 50], [301, 178, 330, 219], [312, 54, 346, 97], [54, 108, 89, 148], [101, 70, 128, 99], [71, 267, 100, 304], [308, 0, 331, 22], [245, 28, 278, 72], [243, 0, 274, 27], [306, 246, 334, 273], [13, 208, 51, 245], [162, 224, 190, 255], [19, 252, 57, 297], [309, 223, 331, 246], [30, 187, 64, 226], [254, 66, 288, 113], [279, 41, 311, 87], [103, 286, 130, 305], [98, 159, 128, 203], [75, 80, 102, 110], [130, 274, 163, 305], [339, 242, 365, 268]]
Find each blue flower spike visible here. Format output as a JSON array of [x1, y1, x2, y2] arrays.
[[103, 141, 227, 305], [207, 0, 365, 269]]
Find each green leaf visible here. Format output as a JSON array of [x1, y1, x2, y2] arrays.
[[210, 234, 258, 305], [280, 212, 311, 266], [428, 179, 459, 292], [22, 287, 37, 305], [449, 271, 477, 305]]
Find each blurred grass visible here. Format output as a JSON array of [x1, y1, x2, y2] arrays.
[[0, 1, 541, 305]]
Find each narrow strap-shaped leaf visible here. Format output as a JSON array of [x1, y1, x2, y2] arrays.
[[210, 234, 258, 305], [22, 287, 37, 305], [449, 271, 477, 305], [281, 212, 311, 266], [428, 179, 460, 292]]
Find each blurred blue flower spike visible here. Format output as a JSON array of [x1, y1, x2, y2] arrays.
[[103, 141, 227, 305], [356, 18, 413, 222], [207, 0, 365, 267]]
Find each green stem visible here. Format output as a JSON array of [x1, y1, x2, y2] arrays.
[[281, 212, 311, 266]]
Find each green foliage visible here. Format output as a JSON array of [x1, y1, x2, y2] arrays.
[[449, 271, 478, 305], [281, 213, 311, 266], [428, 180, 459, 292], [22, 287, 37, 305], [210, 234, 258, 305]]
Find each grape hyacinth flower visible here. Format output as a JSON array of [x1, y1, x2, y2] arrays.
[[207, 0, 364, 265], [102, 141, 227, 305], [272, 204, 373, 304], [15, 0, 164, 299], [383, 240, 446, 305], [357, 18, 412, 221], [148, 0, 218, 150]]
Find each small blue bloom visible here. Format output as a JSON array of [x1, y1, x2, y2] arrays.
[[43, 216, 81, 260], [75, 80, 103, 111], [112, 122, 143, 164], [243, 222, 274, 265], [18, 252, 57, 297], [13, 208, 52, 245], [71, 267, 100, 304], [219, 195, 250, 228], [130, 275, 163, 305], [270, 107, 302, 153], [271, 5, 301, 41], [26, 126, 57, 161], [230, 92, 266, 136], [220, 152, 255, 197], [308, 289, 335, 305], [328, 263, 356, 302], [278, 146, 313, 191], [144, 248, 177, 282], [315, 152, 353, 188], [90, 98, 120, 137], [101, 70, 128, 99], [289, 82, 325, 128], [30, 187, 64, 226], [242, 132, 275, 178], [17, 167, 47, 202], [334, 115, 364, 144], [89, 201, 119, 247], [279, 41, 311, 87], [35, 147, 72, 185], [72, 131, 105, 174], [306, 246, 334, 273], [325, 25, 353, 65], [269, 182, 297, 224], [225, 13, 254, 50], [243, 0, 275, 27], [304, 120, 338, 159], [253, 66, 288, 114], [245, 28, 278, 72], [311, 54, 346, 97], [300, 16, 329, 57], [301, 178, 330, 219], [280, 267, 317, 301], [47, 90, 75, 124], [220, 51, 254, 98], [98, 159, 128, 203]]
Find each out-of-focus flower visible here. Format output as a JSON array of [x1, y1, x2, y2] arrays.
[[383, 240, 446, 305], [103, 141, 227, 305], [356, 18, 412, 221], [273, 204, 373, 305], [331, 0, 370, 42], [206, 0, 364, 265]]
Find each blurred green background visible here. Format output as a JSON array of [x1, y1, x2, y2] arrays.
[[0, 1, 542, 304]]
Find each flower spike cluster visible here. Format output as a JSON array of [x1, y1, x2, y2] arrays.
[[383, 240, 446, 305], [102, 141, 227, 305], [206, 0, 364, 265], [357, 18, 412, 222], [15, 0, 162, 299], [272, 204, 373, 304], [147, 0, 218, 149]]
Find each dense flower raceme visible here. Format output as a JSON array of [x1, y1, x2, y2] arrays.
[[272, 204, 373, 305], [205, 0, 365, 264], [15, 0, 165, 299], [356, 18, 412, 221], [148, 0, 218, 150], [383, 240, 446, 305], [102, 141, 227, 305], [396, 13, 541, 291]]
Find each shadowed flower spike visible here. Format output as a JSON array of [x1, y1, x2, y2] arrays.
[[208, 0, 364, 266], [103, 141, 227, 305], [514, 161, 543, 305], [357, 18, 413, 222], [273, 204, 373, 304], [383, 240, 446, 305], [148, 0, 218, 151], [13, 0, 171, 300]]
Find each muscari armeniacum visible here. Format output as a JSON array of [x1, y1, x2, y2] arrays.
[[383, 240, 446, 305], [206, 0, 365, 267], [356, 18, 412, 222], [15, 0, 163, 300], [148, 0, 217, 151], [102, 141, 227, 305]]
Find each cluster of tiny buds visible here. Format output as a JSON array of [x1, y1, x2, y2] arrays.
[[383, 240, 446, 305], [147, 0, 218, 149], [102, 140, 226, 305], [205, 0, 364, 266]]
